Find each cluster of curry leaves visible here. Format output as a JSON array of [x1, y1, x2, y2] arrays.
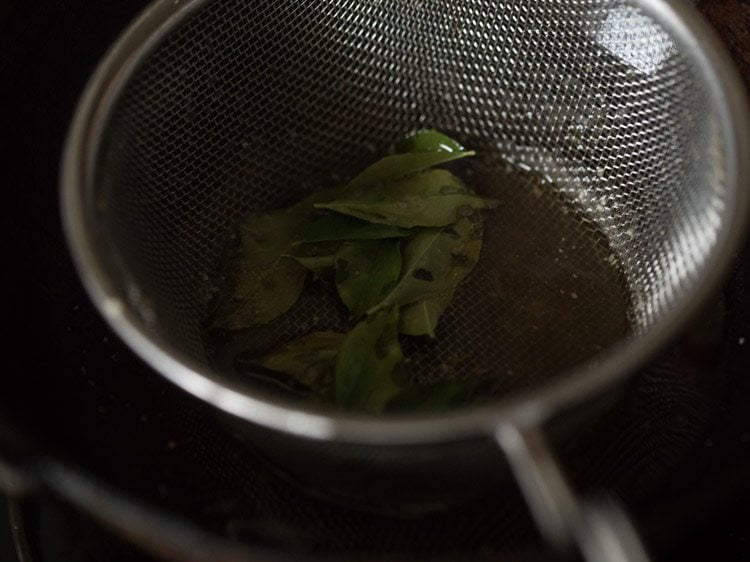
[[212, 130, 498, 413]]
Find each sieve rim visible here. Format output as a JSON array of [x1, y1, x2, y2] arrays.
[[61, 0, 750, 445]]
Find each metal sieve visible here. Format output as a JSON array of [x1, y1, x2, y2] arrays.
[[62, 0, 749, 560]]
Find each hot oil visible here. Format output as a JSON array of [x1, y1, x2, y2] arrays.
[[400, 155, 632, 393]]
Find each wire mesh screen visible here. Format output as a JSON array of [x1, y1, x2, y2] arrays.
[[96, 0, 726, 393]]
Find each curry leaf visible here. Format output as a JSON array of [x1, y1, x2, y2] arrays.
[[235, 185, 347, 266], [258, 331, 345, 393], [213, 187, 347, 329], [294, 213, 412, 244], [212, 132, 499, 414], [335, 308, 403, 413], [236, 208, 306, 267], [213, 257, 306, 329], [335, 239, 402, 315], [399, 290, 454, 338], [213, 206, 308, 330], [347, 150, 475, 188], [399, 215, 484, 336], [288, 254, 336, 274], [395, 129, 465, 154], [370, 215, 484, 314], [285, 241, 340, 276], [316, 169, 497, 228]]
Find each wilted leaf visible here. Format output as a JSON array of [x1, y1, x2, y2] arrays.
[[236, 208, 306, 267], [335, 308, 403, 413], [235, 185, 347, 267], [212, 206, 307, 330], [213, 187, 346, 329], [399, 290, 454, 338], [213, 257, 306, 329], [347, 150, 475, 188], [258, 331, 346, 393], [399, 216, 484, 336], [395, 129, 465, 154], [370, 215, 484, 314], [335, 239, 402, 315], [211, 132, 499, 414], [285, 241, 340, 275], [316, 169, 497, 228], [288, 254, 335, 274], [294, 212, 412, 244]]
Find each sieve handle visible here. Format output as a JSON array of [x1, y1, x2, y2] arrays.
[[495, 423, 650, 562]]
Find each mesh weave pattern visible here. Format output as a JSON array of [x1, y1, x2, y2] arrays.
[[97, 0, 725, 393]]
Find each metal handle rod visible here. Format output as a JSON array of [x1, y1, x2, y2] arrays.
[[8, 499, 38, 562], [495, 423, 650, 562]]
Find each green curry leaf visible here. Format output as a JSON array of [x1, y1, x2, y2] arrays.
[[347, 150, 475, 188], [212, 132, 499, 413], [316, 169, 497, 228], [335, 308, 403, 413], [335, 239, 402, 315], [370, 215, 484, 314], [285, 241, 340, 276], [258, 331, 346, 393], [288, 254, 335, 275], [212, 206, 308, 330], [212, 256, 306, 330], [212, 187, 348, 330], [399, 290, 454, 338], [234, 185, 347, 265], [295, 213, 412, 244], [236, 208, 306, 267], [399, 215, 484, 336]]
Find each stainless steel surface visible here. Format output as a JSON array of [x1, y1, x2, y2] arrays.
[[8, 499, 36, 562], [62, 0, 749, 443], [496, 425, 578, 551], [497, 425, 650, 562], [60, 0, 749, 560], [576, 501, 651, 562]]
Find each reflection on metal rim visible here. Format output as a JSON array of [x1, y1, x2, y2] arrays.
[[60, 0, 750, 444]]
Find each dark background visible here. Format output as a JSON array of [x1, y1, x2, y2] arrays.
[[1, 1, 750, 561], [1, 498, 14, 559], [1, 3, 152, 560]]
